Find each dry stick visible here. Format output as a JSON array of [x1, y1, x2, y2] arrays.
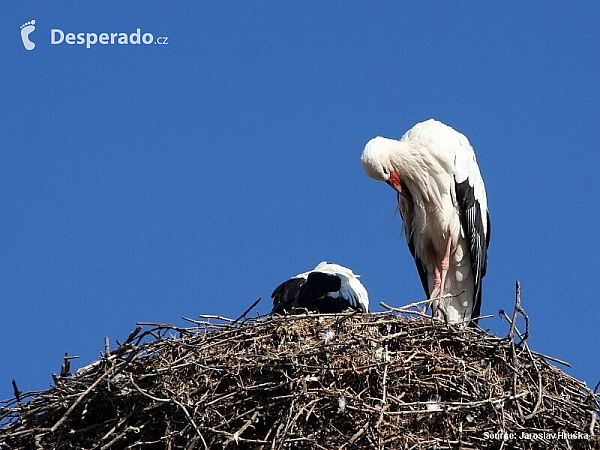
[[341, 418, 370, 448], [380, 291, 467, 322], [60, 353, 79, 377], [136, 322, 190, 337], [273, 399, 296, 450], [380, 302, 432, 320], [232, 297, 262, 325], [195, 314, 242, 323], [127, 374, 170, 403], [507, 326, 552, 419], [270, 417, 286, 450], [99, 416, 144, 450], [367, 392, 530, 414], [500, 309, 571, 367], [507, 281, 529, 344], [328, 309, 360, 330], [104, 337, 111, 358], [505, 281, 541, 421], [124, 325, 143, 344], [226, 410, 260, 445], [520, 347, 544, 420], [11, 380, 22, 405], [99, 413, 133, 447], [519, 336, 545, 419], [136, 321, 174, 328], [472, 313, 494, 321], [0, 428, 52, 441], [50, 369, 112, 433], [209, 428, 269, 445], [381, 298, 432, 311], [182, 316, 230, 329], [379, 289, 466, 312], [172, 399, 209, 450], [99, 430, 132, 450], [374, 346, 390, 449]]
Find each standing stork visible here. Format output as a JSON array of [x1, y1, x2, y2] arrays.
[[361, 119, 490, 326]]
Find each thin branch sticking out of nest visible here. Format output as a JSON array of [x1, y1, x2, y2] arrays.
[[1, 307, 599, 449]]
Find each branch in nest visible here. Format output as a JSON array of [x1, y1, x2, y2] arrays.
[[232, 297, 262, 325], [503, 280, 530, 344], [60, 352, 79, 377]]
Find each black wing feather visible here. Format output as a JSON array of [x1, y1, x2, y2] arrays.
[[455, 178, 489, 324], [271, 278, 304, 314], [408, 237, 430, 298], [272, 272, 352, 314]]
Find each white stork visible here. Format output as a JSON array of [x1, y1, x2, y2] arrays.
[[271, 261, 369, 314], [361, 119, 490, 326]]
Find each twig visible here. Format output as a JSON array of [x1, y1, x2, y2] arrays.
[[11, 380, 22, 405], [374, 345, 390, 444], [124, 326, 143, 344], [104, 337, 111, 358], [381, 290, 466, 319], [127, 374, 170, 403], [50, 369, 112, 433], [341, 419, 370, 448], [472, 314, 494, 321], [329, 309, 360, 329], [232, 297, 262, 325], [380, 302, 433, 320], [381, 298, 433, 311], [60, 353, 79, 377], [505, 280, 530, 344], [528, 350, 571, 368], [521, 346, 544, 420], [172, 399, 209, 449]]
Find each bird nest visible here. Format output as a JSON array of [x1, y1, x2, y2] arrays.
[[1, 305, 598, 449]]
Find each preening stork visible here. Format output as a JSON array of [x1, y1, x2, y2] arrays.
[[361, 119, 490, 326], [271, 262, 369, 314]]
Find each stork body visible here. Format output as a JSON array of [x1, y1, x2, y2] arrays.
[[361, 119, 490, 325], [271, 262, 369, 314]]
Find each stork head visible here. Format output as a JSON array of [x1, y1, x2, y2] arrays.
[[361, 136, 405, 196]]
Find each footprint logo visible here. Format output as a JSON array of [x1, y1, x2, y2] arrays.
[[20, 20, 36, 50]]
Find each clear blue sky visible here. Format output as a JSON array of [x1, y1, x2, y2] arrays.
[[2, 2, 598, 402]]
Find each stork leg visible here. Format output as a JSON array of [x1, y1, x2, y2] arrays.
[[426, 245, 444, 319], [429, 258, 441, 301], [427, 236, 453, 321], [439, 235, 453, 300]]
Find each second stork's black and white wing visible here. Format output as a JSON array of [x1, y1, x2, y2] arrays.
[[272, 262, 369, 314]]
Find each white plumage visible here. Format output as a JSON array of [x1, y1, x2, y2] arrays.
[[271, 261, 369, 314], [361, 119, 490, 325]]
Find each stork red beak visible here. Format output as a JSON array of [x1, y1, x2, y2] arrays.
[[386, 172, 402, 193], [387, 172, 412, 200]]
